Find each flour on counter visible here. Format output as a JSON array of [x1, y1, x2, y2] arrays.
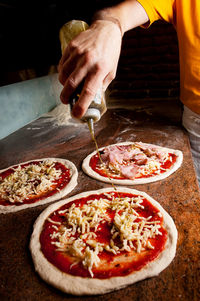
[[42, 103, 80, 127]]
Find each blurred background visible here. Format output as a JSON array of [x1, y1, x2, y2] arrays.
[[0, 0, 118, 85], [0, 0, 180, 104]]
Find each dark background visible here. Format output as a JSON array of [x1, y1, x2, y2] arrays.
[[0, 0, 180, 104], [0, 0, 121, 84]]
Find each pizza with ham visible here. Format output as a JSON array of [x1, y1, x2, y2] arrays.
[[30, 187, 177, 295], [0, 158, 78, 213], [82, 141, 183, 185]]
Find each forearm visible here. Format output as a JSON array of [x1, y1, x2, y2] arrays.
[[92, 0, 149, 35]]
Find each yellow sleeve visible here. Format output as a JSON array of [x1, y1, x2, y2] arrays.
[[137, 0, 175, 26]]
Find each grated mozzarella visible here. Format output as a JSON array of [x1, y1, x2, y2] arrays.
[[48, 193, 164, 277], [0, 160, 62, 203]]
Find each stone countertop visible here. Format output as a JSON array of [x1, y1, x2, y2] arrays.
[[0, 106, 200, 301]]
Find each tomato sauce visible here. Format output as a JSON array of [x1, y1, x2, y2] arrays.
[[40, 192, 167, 279], [0, 161, 71, 206], [89, 152, 177, 180]]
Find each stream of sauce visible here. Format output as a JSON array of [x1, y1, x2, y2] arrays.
[[87, 120, 118, 192]]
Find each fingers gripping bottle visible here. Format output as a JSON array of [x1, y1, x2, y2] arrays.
[[59, 20, 107, 135]]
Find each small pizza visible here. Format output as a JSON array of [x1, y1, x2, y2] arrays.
[[82, 141, 183, 185], [0, 158, 78, 214], [30, 187, 177, 295]]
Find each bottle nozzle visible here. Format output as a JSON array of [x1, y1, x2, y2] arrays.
[[87, 118, 95, 140]]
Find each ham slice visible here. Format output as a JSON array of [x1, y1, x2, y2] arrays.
[[136, 142, 167, 162], [102, 145, 147, 166], [134, 153, 148, 165], [100, 143, 167, 180], [119, 164, 139, 179], [101, 146, 127, 165]]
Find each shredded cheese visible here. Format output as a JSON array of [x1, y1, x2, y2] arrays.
[[0, 160, 62, 203], [48, 192, 164, 277]]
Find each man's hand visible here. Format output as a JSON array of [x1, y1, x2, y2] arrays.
[[58, 20, 122, 118], [58, 1, 149, 119]]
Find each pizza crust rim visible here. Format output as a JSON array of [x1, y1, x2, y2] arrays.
[[82, 141, 183, 185], [0, 158, 78, 214], [30, 187, 178, 296]]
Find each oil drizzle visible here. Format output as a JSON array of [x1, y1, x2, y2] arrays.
[[87, 120, 118, 192]]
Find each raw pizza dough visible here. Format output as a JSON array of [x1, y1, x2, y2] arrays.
[[82, 141, 183, 185], [30, 187, 177, 295], [0, 158, 78, 214]]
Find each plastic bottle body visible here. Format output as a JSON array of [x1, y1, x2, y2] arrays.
[[59, 20, 107, 124]]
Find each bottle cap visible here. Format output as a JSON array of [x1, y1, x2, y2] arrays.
[[81, 108, 101, 122]]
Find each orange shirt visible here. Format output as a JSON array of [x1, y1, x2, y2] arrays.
[[137, 0, 200, 114]]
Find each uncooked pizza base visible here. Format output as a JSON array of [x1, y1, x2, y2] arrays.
[[82, 142, 183, 185], [0, 158, 78, 214], [30, 187, 177, 295]]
